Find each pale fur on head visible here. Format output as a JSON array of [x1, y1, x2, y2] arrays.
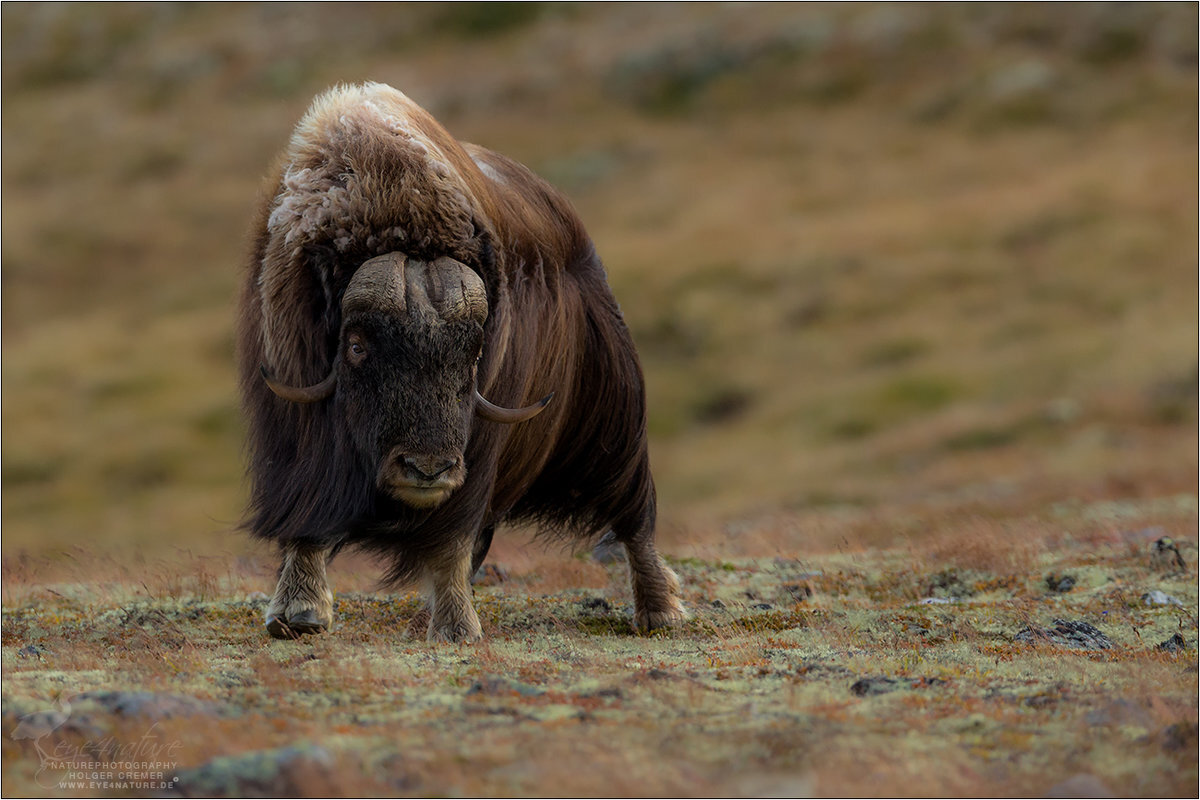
[[258, 82, 487, 378]]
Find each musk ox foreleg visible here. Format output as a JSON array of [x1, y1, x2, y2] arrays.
[[265, 543, 335, 639], [423, 547, 484, 644], [404, 524, 495, 639]]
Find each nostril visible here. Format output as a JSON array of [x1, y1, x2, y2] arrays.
[[401, 456, 457, 481], [427, 458, 456, 478]]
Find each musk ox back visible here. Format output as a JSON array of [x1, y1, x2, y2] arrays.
[[237, 82, 684, 642]]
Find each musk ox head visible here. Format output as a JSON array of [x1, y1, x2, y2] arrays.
[[261, 252, 549, 509]]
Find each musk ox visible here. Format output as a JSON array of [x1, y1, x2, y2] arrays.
[[237, 82, 685, 643]]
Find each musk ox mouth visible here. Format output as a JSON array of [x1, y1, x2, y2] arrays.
[[384, 483, 457, 509], [377, 450, 466, 508]]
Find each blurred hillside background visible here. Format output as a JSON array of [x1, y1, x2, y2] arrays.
[[2, 3, 1196, 567]]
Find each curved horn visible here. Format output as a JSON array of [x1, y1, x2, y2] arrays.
[[426, 256, 487, 322], [260, 365, 337, 404], [474, 388, 554, 424], [343, 252, 408, 314]]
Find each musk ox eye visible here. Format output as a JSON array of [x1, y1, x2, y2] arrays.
[[347, 335, 367, 366]]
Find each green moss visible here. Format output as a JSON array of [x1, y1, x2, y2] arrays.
[[862, 337, 931, 368], [941, 425, 1021, 451], [434, 2, 544, 38], [731, 610, 812, 633], [831, 416, 879, 440], [878, 375, 959, 414], [2, 456, 62, 487], [574, 616, 636, 636]]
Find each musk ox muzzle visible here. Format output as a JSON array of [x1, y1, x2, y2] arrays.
[[377, 447, 464, 509], [261, 252, 552, 508]]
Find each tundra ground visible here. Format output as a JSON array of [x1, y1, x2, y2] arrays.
[[3, 491, 1197, 797]]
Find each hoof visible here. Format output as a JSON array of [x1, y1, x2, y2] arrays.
[[265, 615, 300, 640], [288, 609, 330, 635], [634, 598, 688, 633], [265, 610, 329, 640], [428, 624, 484, 644], [427, 611, 484, 644]]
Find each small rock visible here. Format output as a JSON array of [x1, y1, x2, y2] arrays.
[[75, 691, 219, 720], [1025, 693, 1062, 709], [1151, 537, 1186, 572], [174, 744, 333, 798], [918, 597, 956, 605], [733, 774, 816, 798], [711, 599, 726, 609], [580, 596, 612, 613], [1156, 633, 1187, 653], [782, 583, 813, 601], [1045, 573, 1076, 593], [850, 676, 900, 696], [1161, 721, 1198, 751], [466, 675, 543, 697], [752, 603, 774, 611], [646, 668, 672, 680], [1142, 590, 1182, 607], [1044, 397, 1081, 424], [1046, 773, 1115, 798], [1015, 619, 1112, 650], [1085, 699, 1154, 727], [17, 644, 44, 659]]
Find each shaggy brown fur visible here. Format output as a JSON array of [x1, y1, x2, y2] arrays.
[[237, 83, 683, 642]]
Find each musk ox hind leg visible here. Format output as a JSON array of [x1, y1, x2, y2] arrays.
[[616, 519, 686, 632], [265, 543, 335, 639]]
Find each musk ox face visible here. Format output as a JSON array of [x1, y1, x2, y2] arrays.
[[338, 309, 483, 508], [261, 251, 551, 510]]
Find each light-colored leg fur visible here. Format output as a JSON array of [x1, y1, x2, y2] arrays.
[[425, 551, 483, 644], [265, 544, 334, 639], [625, 538, 686, 632]]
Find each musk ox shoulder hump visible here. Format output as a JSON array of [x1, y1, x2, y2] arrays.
[[265, 82, 483, 259]]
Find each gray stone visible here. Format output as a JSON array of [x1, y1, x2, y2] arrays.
[[1142, 590, 1183, 607], [988, 58, 1057, 100], [1156, 633, 1187, 653], [1045, 573, 1076, 593], [850, 677, 900, 696], [1046, 773, 1115, 798], [1151, 537, 1186, 571], [1015, 619, 1112, 650], [173, 744, 333, 798], [466, 675, 544, 698], [74, 691, 218, 720], [16, 644, 44, 659]]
